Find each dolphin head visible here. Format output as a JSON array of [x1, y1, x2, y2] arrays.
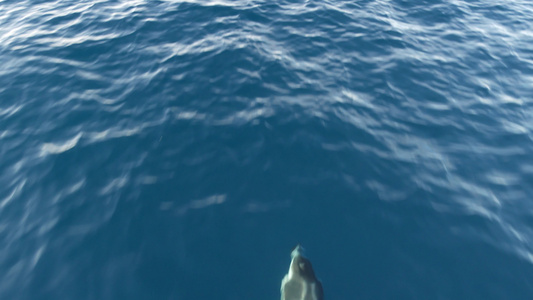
[[281, 245, 324, 300], [288, 245, 318, 281]]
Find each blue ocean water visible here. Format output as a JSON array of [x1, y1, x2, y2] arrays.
[[1, 0, 533, 299]]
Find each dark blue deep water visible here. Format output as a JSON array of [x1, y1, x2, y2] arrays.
[[1, 0, 533, 299]]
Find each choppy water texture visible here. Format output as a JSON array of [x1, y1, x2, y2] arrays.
[[1, 0, 533, 299]]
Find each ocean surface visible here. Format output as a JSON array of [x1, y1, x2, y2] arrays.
[[1, 0, 533, 299]]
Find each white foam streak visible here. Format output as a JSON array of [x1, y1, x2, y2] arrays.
[[30, 244, 46, 269], [99, 176, 128, 195], [88, 128, 141, 142], [40, 133, 82, 155], [170, 194, 227, 215], [0, 103, 23, 117], [0, 179, 26, 209]]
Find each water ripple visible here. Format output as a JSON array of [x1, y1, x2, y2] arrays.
[[1, 0, 533, 298]]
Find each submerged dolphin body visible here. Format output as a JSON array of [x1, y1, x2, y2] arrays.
[[281, 245, 324, 300]]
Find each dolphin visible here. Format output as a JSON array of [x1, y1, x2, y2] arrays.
[[281, 245, 324, 300]]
